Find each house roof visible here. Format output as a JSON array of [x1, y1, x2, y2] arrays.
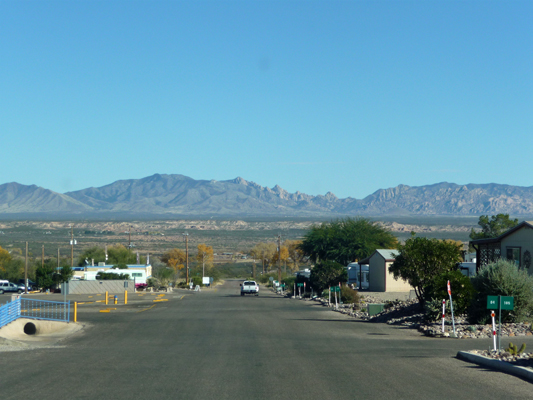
[[358, 249, 397, 265], [469, 221, 533, 245]]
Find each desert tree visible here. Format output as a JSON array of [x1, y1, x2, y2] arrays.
[[300, 217, 397, 265], [389, 234, 463, 305]]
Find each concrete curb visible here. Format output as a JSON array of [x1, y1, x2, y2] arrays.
[[457, 351, 533, 383]]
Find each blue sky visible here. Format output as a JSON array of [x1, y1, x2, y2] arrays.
[[1, 0, 532, 199]]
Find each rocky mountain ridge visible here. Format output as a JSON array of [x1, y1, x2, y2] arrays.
[[1, 174, 532, 217]]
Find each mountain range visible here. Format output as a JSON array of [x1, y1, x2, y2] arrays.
[[1, 174, 532, 217]]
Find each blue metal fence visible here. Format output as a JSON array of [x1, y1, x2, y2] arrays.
[[0, 297, 70, 329], [0, 299, 21, 328], [20, 298, 70, 322]]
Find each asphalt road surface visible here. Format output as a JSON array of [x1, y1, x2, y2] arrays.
[[1, 281, 533, 399]]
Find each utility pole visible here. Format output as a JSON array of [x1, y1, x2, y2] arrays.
[[70, 225, 74, 267], [278, 234, 282, 282], [42, 245, 44, 268], [183, 233, 189, 284], [58, 248, 60, 270], [25, 242, 28, 294]]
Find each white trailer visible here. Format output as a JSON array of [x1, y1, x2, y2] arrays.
[[346, 263, 369, 289], [459, 262, 476, 277]]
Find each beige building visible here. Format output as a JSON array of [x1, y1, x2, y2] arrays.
[[470, 221, 533, 272], [359, 249, 413, 292]]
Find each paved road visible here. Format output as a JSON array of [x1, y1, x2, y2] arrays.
[[1, 281, 532, 399]]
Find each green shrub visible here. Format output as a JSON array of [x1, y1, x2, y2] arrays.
[[96, 272, 130, 280], [424, 270, 476, 315], [424, 298, 446, 322], [191, 276, 203, 287], [469, 259, 533, 323], [340, 285, 359, 304], [309, 260, 346, 292], [282, 276, 296, 294]]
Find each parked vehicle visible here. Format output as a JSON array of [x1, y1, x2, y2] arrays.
[[240, 280, 259, 296], [0, 281, 24, 294], [18, 279, 38, 291]]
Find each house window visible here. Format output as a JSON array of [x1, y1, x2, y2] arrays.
[[132, 273, 142, 277], [506, 247, 521, 267]]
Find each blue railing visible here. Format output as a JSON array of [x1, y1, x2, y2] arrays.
[[20, 298, 70, 322], [0, 298, 70, 329], [0, 299, 21, 328]]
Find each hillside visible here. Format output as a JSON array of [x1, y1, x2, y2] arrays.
[[1, 175, 532, 217]]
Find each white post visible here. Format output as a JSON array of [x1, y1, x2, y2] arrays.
[[442, 299, 446, 333], [491, 311, 497, 351], [329, 287, 331, 305], [447, 280, 456, 336]]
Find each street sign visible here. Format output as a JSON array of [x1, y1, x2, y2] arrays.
[[269, 277, 274, 281], [487, 296, 498, 309], [501, 296, 514, 310], [297, 283, 304, 287], [331, 286, 341, 292], [487, 295, 514, 310]]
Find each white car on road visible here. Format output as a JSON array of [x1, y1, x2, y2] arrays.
[[240, 280, 259, 296]]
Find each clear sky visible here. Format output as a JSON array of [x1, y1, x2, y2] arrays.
[[1, 0, 532, 199]]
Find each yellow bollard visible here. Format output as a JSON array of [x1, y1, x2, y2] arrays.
[[74, 302, 77, 322], [125, 290, 128, 305], [105, 291, 108, 306], [114, 295, 117, 305]]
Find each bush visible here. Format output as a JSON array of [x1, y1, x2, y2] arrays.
[[282, 276, 296, 294], [424, 270, 476, 316], [469, 259, 533, 323], [340, 285, 359, 304], [424, 298, 446, 322], [257, 273, 276, 285], [191, 276, 203, 287], [309, 261, 347, 292]]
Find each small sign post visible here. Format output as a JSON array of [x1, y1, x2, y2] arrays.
[[447, 281, 456, 337], [491, 311, 497, 350], [297, 283, 304, 298], [487, 295, 514, 351], [441, 300, 446, 333]]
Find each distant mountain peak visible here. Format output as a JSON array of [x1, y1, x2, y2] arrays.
[[231, 177, 248, 185]]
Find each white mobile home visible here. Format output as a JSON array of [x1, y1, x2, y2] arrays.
[[346, 263, 369, 289]]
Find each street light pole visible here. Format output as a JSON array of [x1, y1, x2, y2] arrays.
[[183, 233, 189, 284], [70, 225, 74, 267], [24, 242, 28, 294], [278, 234, 282, 283]]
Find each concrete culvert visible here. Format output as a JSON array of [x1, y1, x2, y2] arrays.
[[24, 322, 37, 335]]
